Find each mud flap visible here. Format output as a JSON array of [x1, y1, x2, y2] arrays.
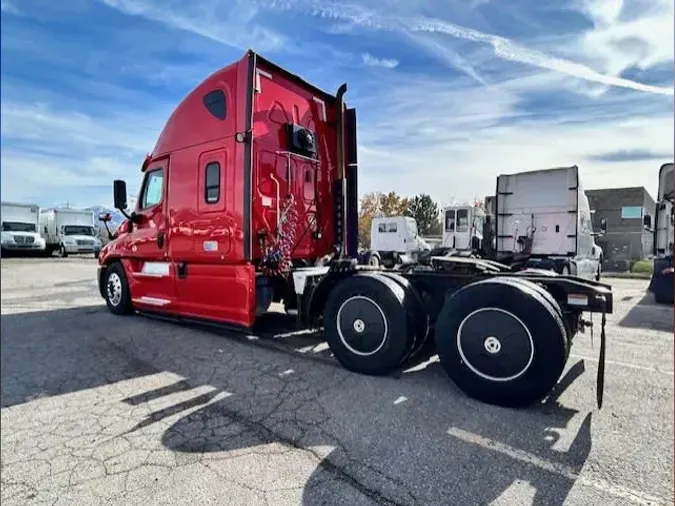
[[596, 300, 607, 409]]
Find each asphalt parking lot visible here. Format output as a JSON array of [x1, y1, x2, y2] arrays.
[[1, 257, 673, 506]]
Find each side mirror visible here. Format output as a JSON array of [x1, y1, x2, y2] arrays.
[[113, 180, 128, 210], [643, 214, 652, 230]]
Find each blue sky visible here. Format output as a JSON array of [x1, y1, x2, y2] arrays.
[[1, 0, 672, 209]]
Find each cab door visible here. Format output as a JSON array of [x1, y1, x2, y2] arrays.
[[124, 157, 176, 310]]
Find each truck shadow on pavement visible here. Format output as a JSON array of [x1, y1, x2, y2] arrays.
[[161, 314, 593, 506], [1, 306, 593, 505], [617, 293, 673, 333], [155, 356, 592, 506]]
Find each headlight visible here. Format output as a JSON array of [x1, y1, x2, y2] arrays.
[[63, 238, 76, 245], [1, 236, 15, 244]]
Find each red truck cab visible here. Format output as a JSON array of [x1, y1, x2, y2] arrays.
[[98, 50, 614, 410], [98, 50, 358, 328]]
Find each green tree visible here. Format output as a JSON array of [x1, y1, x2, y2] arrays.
[[406, 194, 441, 236]]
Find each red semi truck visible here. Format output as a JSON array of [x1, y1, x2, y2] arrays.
[[97, 50, 613, 408]]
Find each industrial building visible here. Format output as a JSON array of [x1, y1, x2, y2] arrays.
[[586, 186, 656, 270]]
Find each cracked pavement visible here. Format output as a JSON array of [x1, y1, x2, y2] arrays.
[[1, 257, 673, 505]]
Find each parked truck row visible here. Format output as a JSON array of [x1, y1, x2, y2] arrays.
[[96, 50, 614, 411], [365, 165, 607, 282], [1, 203, 102, 257]]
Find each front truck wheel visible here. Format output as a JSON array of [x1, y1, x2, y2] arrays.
[[103, 261, 133, 315], [322, 273, 416, 375], [435, 277, 568, 408]]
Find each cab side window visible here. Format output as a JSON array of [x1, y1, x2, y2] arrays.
[[140, 169, 164, 209], [205, 162, 220, 204]]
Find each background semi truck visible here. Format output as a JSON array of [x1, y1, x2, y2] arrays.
[[0, 202, 46, 254], [441, 203, 490, 257], [644, 162, 674, 304], [40, 208, 102, 258], [366, 216, 431, 267], [379, 166, 605, 281], [493, 166, 605, 280], [95, 49, 614, 409]]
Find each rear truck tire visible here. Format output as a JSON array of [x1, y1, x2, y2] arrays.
[[361, 271, 430, 362], [502, 277, 572, 358], [368, 252, 380, 267], [434, 277, 568, 408], [103, 262, 134, 315], [560, 264, 570, 276], [94, 251, 100, 260], [322, 272, 414, 375], [59, 245, 68, 258]]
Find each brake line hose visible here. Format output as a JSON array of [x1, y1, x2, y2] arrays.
[[261, 194, 299, 276]]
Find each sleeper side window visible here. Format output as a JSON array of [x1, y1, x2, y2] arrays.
[[140, 169, 164, 210], [205, 162, 220, 204], [203, 90, 227, 120]]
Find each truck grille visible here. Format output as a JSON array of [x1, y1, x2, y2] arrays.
[[14, 236, 34, 244], [77, 239, 94, 246]]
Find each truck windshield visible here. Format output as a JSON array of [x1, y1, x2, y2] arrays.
[[474, 215, 485, 234], [456, 209, 469, 233], [407, 219, 418, 236], [63, 226, 95, 236], [2, 221, 36, 232], [445, 210, 455, 232]]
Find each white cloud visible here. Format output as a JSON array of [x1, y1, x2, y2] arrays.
[[400, 30, 486, 84], [1, 0, 672, 211], [0, 102, 163, 205], [96, 0, 285, 53], [353, 71, 672, 204], [361, 53, 399, 69], [254, 0, 673, 95], [0, 0, 18, 13], [565, 0, 674, 95]]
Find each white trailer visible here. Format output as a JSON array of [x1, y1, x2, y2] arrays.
[[368, 216, 431, 267], [494, 165, 605, 280], [39, 208, 102, 258], [1, 202, 46, 254]]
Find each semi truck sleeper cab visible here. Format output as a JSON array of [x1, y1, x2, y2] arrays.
[[97, 50, 614, 409]]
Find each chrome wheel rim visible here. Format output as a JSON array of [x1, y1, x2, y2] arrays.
[[107, 272, 123, 307]]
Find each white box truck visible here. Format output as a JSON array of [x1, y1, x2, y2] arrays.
[[39, 208, 102, 258], [494, 165, 605, 280], [1, 202, 47, 255]]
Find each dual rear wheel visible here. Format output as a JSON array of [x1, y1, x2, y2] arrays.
[[323, 273, 568, 408], [322, 272, 429, 375]]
